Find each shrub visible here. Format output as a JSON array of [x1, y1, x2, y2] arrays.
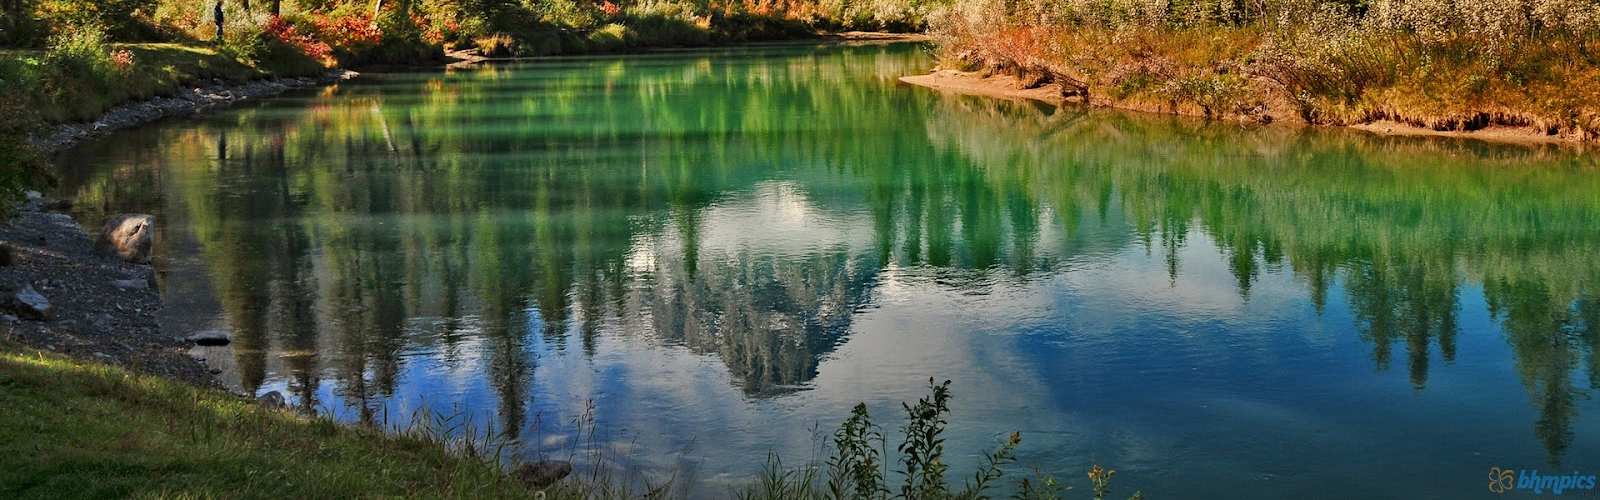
[[264, 16, 332, 63], [41, 21, 114, 82], [622, 2, 713, 46], [586, 22, 631, 51], [218, 14, 323, 76], [308, 13, 384, 58], [472, 33, 516, 57], [36, 22, 133, 118], [825, 403, 885, 499], [297, 11, 440, 67]]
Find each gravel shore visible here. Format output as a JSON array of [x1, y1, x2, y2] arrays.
[[0, 197, 214, 385]]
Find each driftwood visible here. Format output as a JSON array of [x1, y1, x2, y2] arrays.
[[1049, 69, 1090, 97], [1000, 61, 1091, 99]]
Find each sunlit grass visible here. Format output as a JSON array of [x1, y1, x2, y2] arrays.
[[0, 343, 538, 498]]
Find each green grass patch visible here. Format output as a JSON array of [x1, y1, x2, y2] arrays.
[[0, 344, 539, 499]]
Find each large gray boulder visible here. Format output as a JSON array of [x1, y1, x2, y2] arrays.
[[95, 214, 155, 264]]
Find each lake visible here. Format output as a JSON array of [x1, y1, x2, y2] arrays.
[[52, 42, 1600, 498]]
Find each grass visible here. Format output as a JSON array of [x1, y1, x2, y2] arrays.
[[0, 342, 539, 499]]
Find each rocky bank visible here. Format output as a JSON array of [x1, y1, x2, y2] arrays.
[[0, 195, 213, 386]]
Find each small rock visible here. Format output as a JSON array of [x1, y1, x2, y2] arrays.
[[513, 461, 573, 488], [0, 314, 16, 324], [113, 279, 149, 291], [95, 214, 156, 264], [186, 330, 231, 346], [258, 391, 286, 409], [3, 285, 52, 320], [24, 191, 40, 200], [44, 213, 72, 226]]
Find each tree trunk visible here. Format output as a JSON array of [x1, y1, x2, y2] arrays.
[[270, 0, 280, 16], [241, 0, 250, 14]]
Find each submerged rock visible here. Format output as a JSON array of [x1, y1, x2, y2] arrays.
[[95, 214, 155, 264], [258, 391, 286, 409], [513, 460, 573, 488], [186, 330, 231, 346], [4, 284, 52, 320]]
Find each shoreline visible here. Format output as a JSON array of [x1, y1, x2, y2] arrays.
[[445, 30, 928, 66], [900, 69, 1582, 147], [32, 69, 359, 155]]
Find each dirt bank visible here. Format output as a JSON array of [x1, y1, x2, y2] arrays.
[[900, 69, 1580, 147]]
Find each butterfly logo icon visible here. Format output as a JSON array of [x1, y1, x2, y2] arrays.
[[1489, 466, 1517, 494]]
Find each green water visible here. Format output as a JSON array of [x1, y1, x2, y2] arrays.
[[53, 42, 1600, 498]]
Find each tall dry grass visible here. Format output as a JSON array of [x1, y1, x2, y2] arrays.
[[929, 0, 1600, 139]]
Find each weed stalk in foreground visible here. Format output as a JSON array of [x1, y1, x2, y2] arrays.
[[742, 378, 1142, 500]]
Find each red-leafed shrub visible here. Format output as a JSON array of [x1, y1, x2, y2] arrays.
[[264, 16, 333, 63], [410, 12, 446, 45], [308, 13, 384, 56], [108, 48, 136, 74]]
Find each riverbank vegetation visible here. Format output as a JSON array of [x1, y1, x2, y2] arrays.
[[926, 0, 1600, 140]]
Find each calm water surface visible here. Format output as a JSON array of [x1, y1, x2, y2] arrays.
[[54, 43, 1600, 498]]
